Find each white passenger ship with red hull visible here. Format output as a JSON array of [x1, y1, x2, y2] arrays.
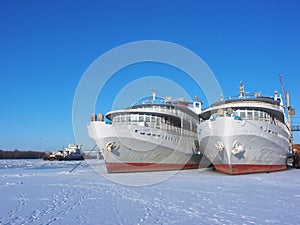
[[198, 82, 291, 175], [88, 90, 208, 173]]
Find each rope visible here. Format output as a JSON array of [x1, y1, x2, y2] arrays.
[[69, 144, 98, 173]]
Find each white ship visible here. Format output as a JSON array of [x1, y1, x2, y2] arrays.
[[44, 144, 84, 161], [87, 89, 209, 173], [198, 82, 291, 174]]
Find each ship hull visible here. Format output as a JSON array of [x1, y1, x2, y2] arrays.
[[88, 121, 209, 173], [199, 117, 290, 174]]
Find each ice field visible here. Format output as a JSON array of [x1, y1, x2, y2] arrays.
[[0, 159, 300, 225]]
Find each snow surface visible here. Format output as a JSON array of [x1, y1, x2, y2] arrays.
[[0, 159, 300, 225]]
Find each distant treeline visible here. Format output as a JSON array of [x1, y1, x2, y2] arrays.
[[0, 150, 46, 159]]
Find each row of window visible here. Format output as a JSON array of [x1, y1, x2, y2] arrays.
[[112, 113, 197, 134], [209, 108, 281, 123]]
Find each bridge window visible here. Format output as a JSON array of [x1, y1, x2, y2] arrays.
[[240, 111, 246, 118], [131, 114, 138, 122], [139, 115, 144, 122], [247, 111, 253, 119], [145, 115, 150, 122], [254, 111, 259, 120]]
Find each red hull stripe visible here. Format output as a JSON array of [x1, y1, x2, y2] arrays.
[[105, 162, 200, 173], [214, 164, 287, 175]]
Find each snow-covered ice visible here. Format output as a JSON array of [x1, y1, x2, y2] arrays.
[[0, 159, 300, 225]]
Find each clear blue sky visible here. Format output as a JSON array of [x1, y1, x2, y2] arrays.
[[1, 0, 299, 151]]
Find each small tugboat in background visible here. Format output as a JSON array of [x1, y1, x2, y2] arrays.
[[43, 144, 84, 161]]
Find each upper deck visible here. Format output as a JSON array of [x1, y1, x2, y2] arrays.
[[200, 82, 286, 123], [106, 96, 202, 121]]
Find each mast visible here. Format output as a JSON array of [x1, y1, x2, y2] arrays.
[[279, 74, 295, 131], [239, 81, 245, 98], [151, 87, 156, 102]]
